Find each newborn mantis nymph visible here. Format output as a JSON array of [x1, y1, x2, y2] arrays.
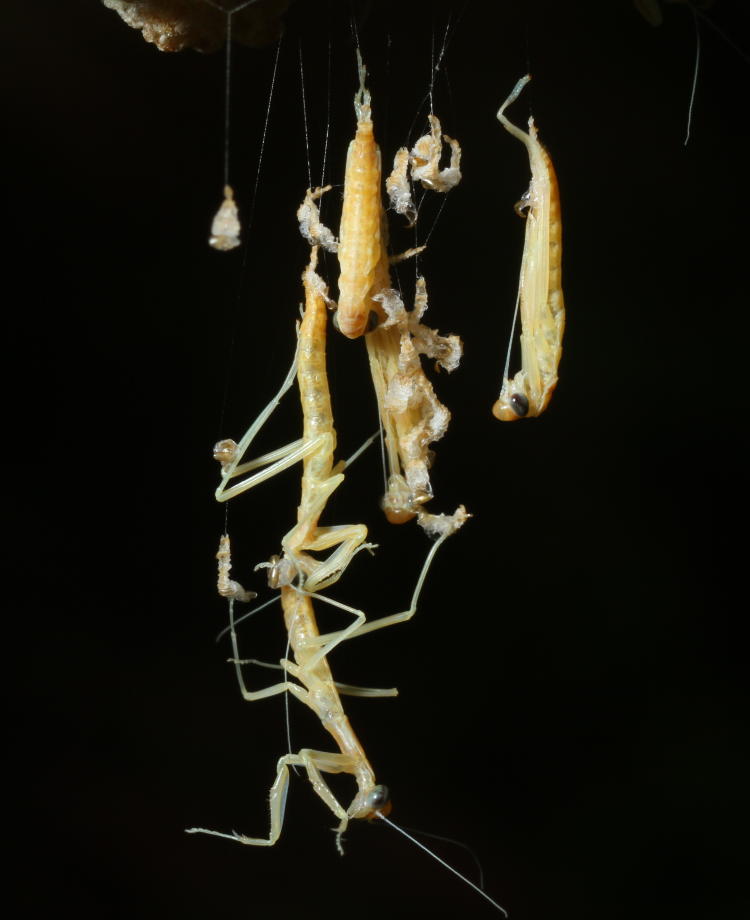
[[492, 74, 565, 421], [335, 51, 391, 339], [197, 249, 392, 849], [188, 243, 468, 851]]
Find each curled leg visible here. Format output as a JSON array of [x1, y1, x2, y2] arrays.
[[297, 522, 375, 593], [217, 434, 328, 503]]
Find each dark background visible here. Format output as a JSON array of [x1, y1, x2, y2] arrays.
[[7, 0, 748, 917]]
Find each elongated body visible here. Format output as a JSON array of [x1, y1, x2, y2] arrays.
[[279, 250, 371, 592], [192, 244, 465, 850], [336, 53, 390, 338], [492, 75, 565, 421], [284, 255, 339, 550], [277, 585, 384, 828], [211, 242, 372, 594], [190, 247, 390, 850]]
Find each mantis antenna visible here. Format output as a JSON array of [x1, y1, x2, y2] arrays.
[[376, 812, 508, 916]]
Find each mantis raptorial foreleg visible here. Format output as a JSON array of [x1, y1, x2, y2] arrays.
[[228, 517, 465, 696], [288, 523, 373, 594], [187, 748, 354, 848], [216, 435, 328, 503]]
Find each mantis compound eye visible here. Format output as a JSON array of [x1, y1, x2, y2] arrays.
[[366, 784, 391, 814], [261, 554, 296, 589], [213, 438, 238, 468], [510, 393, 529, 417]]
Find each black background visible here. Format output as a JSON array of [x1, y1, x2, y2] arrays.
[[7, 1, 749, 917]]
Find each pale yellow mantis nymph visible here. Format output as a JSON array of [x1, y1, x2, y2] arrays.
[[334, 52, 458, 337], [190, 247, 394, 849], [492, 74, 565, 422], [335, 51, 391, 339], [189, 232, 468, 851]]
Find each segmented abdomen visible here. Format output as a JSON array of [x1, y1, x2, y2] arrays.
[[298, 266, 335, 485], [337, 123, 386, 338]]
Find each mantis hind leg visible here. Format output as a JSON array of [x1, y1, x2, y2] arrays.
[[284, 589, 367, 671]]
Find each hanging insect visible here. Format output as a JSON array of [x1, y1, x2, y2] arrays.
[[492, 74, 565, 422]]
